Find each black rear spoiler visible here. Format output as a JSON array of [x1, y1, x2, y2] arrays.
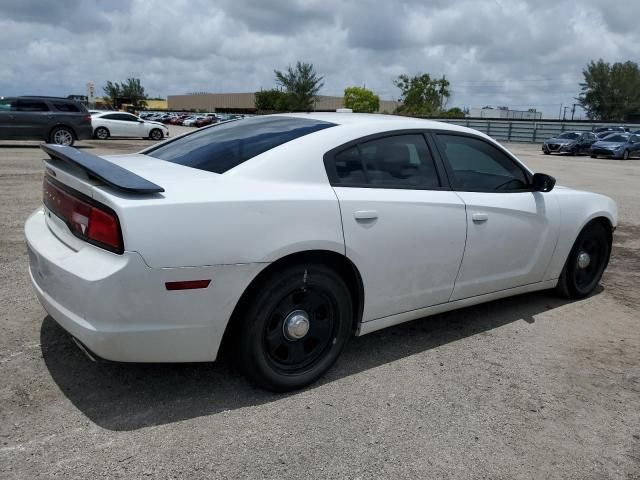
[[41, 144, 164, 194]]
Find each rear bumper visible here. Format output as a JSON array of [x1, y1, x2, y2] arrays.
[[25, 208, 265, 362], [74, 125, 93, 140]]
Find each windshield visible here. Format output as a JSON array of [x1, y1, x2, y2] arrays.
[[146, 116, 336, 173], [557, 132, 580, 140], [601, 135, 628, 143]]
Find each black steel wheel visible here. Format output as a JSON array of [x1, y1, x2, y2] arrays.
[[556, 221, 611, 298], [237, 264, 352, 391]]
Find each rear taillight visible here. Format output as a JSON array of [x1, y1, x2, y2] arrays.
[[83, 115, 91, 124], [43, 176, 123, 253]]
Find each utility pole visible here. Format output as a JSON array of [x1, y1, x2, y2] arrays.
[[563, 106, 568, 121], [558, 103, 563, 120], [440, 75, 446, 112], [571, 103, 579, 121]]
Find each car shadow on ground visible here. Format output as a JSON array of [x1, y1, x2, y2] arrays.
[[40, 289, 587, 431]]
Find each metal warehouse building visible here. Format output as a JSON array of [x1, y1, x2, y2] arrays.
[[168, 93, 398, 113]]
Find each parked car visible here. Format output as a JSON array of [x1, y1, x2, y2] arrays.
[[0, 96, 92, 146], [195, 115, 217, 128], [593, 126, 626, 139], [25, 114, 617, 391], [542, 131, 597, 155], [92, 111, 169, 140], [183, 116, 205, 127], [590, 133, 640, 159]]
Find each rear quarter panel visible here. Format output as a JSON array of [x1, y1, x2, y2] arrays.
[[99, 178, 345, 268]]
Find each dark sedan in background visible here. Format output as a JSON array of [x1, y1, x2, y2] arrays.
[[542, 131, 598, 155], [590, 133, 640, 160]]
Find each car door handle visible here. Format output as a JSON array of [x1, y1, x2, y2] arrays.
[[472, 213, 488, 223], [354, 210, 378, 221]]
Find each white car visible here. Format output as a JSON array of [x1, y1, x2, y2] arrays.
[[25, 114, 617, 391], [182, 115, 204, 127], [91, 111, 169, 140]]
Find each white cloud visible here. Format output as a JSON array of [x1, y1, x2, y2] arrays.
[[1, 0, 638, 117]]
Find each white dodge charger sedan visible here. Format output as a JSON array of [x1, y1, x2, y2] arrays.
[[25, 114, 616, 391], [91, 111, 169, 141]]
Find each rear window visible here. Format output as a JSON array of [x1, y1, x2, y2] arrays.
[[145, 116, 336, 174]]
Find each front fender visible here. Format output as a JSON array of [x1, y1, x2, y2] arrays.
[[543, 189, 617, 281]]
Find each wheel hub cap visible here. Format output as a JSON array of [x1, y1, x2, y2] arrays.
[[577, 251, 591, 269], [283, 310, 310, 341]]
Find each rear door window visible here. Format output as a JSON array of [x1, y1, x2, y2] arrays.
[[329, 134, 441, 189], [16, 99, 49, 112], [146, 116, 336, 174]]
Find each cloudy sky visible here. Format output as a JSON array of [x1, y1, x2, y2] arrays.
[[2, 0, 638, 117]]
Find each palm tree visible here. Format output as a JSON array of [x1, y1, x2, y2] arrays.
[[274, 61, 324, 111]]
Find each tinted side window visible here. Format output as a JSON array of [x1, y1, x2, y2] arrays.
[[334, 146, 366, 184], [53, 102, 80, 112], [16, 100, 49, 112], [330, 134, 441, 189], [437, 134, 529, 191]]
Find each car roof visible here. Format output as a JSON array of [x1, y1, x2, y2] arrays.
[[272, 112, 474, 132]]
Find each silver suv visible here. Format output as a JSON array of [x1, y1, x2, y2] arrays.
[[0, 96, 93, 146]]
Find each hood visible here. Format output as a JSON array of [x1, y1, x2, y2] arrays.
[[546, 137, 576, 144], [145, 120, 166, 127]]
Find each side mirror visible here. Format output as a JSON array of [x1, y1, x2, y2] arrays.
[[532, 173, 556, 192], [138, 119, 144, 123]]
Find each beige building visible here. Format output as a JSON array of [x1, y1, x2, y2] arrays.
[[168, 92, 398, 113]]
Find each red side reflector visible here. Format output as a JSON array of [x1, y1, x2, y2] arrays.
[[165, 280, 211, 291]]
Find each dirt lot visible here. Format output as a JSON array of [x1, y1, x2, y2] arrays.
[[1, 130, 639, 479]]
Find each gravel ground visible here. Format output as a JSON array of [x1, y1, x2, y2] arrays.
[[0, 128, 639, 479]]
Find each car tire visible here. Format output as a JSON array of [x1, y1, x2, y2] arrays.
[[94, 127, 109, 140], [237, 264, 353, 391], [622, 150, 630, 160], [590, 154, 596, 158], [149, 129, 163, 141], [555, 221, 611, 299], [49, 126, 75, 146], [543, 150, 550, 155]]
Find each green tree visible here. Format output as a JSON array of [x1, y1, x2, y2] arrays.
[[274, 61, 324, 111], [444, 107, 465, 118], [120, 77, 148, 108], [103, 80, 121, 107], [103, 78, 148, 108], [343, 86, 380, 113], [578, 59, 640, 121], [254, 89, 290, 112], [393, 73, 450, 116]]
